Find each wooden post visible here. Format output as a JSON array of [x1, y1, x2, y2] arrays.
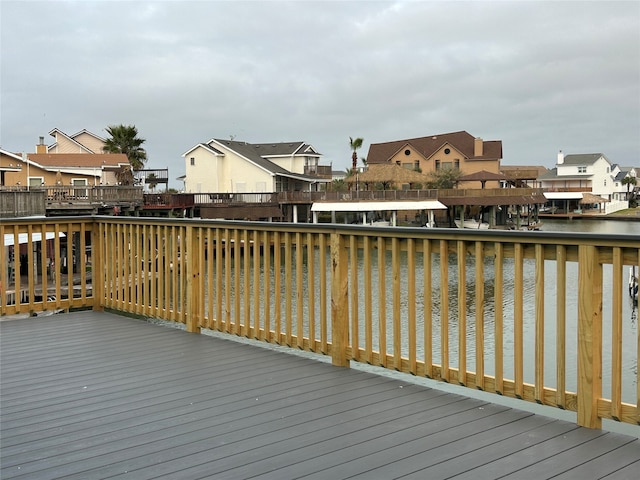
[[331, 231, 349, 367], [92, 222, 104, 311], [185, 224, 200, 333], [577, 244, 602, 429]]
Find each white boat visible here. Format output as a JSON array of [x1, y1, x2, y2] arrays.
[[371, 220, 391, 227], [630, 266, 638, 302], [454, 219, 490, 230]]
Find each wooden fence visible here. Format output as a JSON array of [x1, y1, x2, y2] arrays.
[[1, 217, 638, 429]]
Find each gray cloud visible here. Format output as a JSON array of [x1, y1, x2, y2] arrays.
[[2, 1, 638, 188]]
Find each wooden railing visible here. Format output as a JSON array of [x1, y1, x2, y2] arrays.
[[43, 185, 143, 205], [0, 190, 45, 218], [1, 217, 638, 429], [1, 218, 94, 313]]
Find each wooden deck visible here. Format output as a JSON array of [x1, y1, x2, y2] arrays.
[[1, 311, 639, 479]]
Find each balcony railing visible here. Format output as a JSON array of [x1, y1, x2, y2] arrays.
[[1, 217, 638, 430]]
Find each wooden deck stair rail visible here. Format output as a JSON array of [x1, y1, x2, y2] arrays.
[[1, 217, 638, 430]]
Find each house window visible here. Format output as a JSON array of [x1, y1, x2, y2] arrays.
[[404, 149, 411, 156], [414, 161, 420, 170], [435, 160, 440, 170], [29, 177, 44, 188], [402, 162, 413, 170], [604, 179, 606, 186], [578, 166, 586, 173], [454, 159, 460, 169], [190, 157, 195, 166], [442, 162, 453, 170]]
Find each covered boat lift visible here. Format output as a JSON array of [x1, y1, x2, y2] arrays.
[[311, 199, 447, 226]]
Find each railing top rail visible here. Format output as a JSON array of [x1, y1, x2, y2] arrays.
[[83, 215, 640, 246]]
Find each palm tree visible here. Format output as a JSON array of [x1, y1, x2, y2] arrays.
[[621, 175, 637, 201], [349, 137, 363, 171], [103, 124, 147, 171]]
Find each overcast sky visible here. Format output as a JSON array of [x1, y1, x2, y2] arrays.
[[1, 0, 639, 188]]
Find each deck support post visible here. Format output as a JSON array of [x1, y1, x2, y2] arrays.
[[331, 231, 349, 367], [577, 244, 602, 429]]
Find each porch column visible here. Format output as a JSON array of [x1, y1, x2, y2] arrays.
[[293, 205, 298, 223]]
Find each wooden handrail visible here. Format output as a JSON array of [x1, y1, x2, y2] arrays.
[[1, 217, 638, 429]]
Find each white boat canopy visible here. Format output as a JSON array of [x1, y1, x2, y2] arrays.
[[311, 200, 447, 212], [2, 232, 66, 247], [311, 200, 447, 226], [543, 192, 584, 200]]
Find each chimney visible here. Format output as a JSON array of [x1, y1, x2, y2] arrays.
[[36, 136, 46, 154], [474, 137, 483, 157], [557, 150, 564, 165]]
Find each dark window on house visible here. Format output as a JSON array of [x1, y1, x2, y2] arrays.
[[444, 148, 451, 154], [455, 159, 460, 169], [404, 149, 411, 155], [190, 157, 195, 166], [435, 160, 440, 170]]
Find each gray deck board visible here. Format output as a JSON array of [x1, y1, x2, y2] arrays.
[[2, 311, 639, 480]]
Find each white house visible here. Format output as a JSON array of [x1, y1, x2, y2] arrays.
[[613, 167, 638, 201], [538, 152, 631, 213], [182, 139, 330, 193]]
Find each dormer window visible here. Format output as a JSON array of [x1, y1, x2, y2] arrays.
[[578, 166, 586, 173]]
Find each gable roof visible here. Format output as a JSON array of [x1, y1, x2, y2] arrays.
[[367, 131, 502, 164], [561, 153, 609, 165], [48, 128, 98, 153], [210, 139, 324, 182]]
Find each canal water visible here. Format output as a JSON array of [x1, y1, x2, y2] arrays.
[[346, 224, 639, 405], [213, 218, 639, 404]]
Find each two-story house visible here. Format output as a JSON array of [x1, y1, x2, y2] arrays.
[[182, 139, 330, 193], [365, 130, 503, 189], [1, 135, 129, 188], [1, 131, 141, 217], [538, 152, 630, 213]]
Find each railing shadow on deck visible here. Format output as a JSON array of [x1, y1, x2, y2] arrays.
[[1, 216, 638, 430]]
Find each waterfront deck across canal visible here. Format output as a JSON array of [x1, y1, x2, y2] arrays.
[[2, 311, 639, 480]]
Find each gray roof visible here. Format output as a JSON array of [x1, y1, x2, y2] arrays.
[[211, 139, 323, 182], [562, 153, 607, 165], [614, 171, 628, 181]]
